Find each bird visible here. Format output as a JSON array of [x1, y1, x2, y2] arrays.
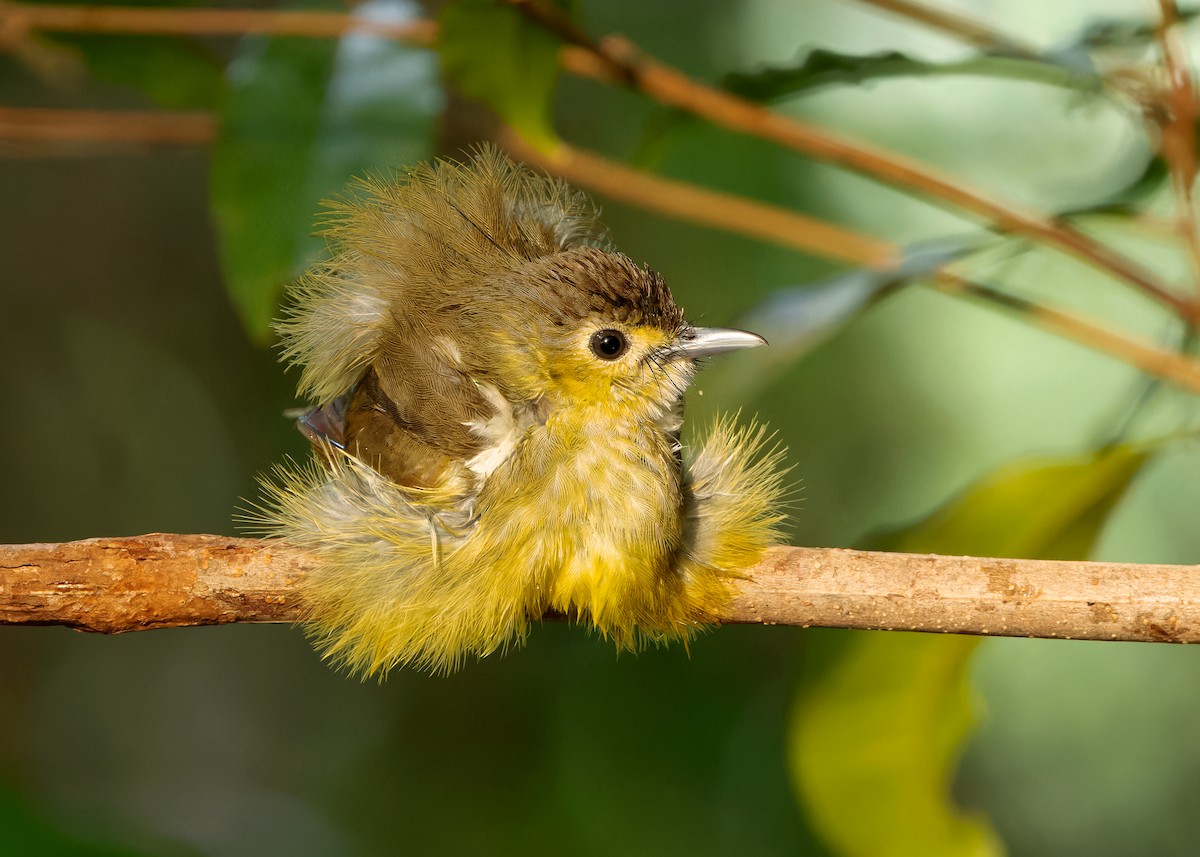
[[256, 146, 787, 676]]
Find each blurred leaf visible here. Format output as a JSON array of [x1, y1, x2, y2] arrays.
[[439, 0, 563, 150], [52, 36, 224, 109], [791, 633, 1000, 857], [1075, 9, 1200, 50], [724, 49, 1101, 104], [1062, 155, 1167, 218], [210, 24, 338, 342], [791, 445, 1148, 857], [706, 237, 982, 403], [211, 0, 440, 342], [36, 0, 224, 109], [637, 45, 1102, 162], [875, 444, 1150, 558], [0, 785, 171, 857], [744, 237, 982, 360]]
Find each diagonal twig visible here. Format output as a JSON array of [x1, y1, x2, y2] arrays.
[[508, 0, 1198, 324], [933, 272, 1200, 391], [1153, 0, 1200, 302], [849, 0, 1042, 58], [9, 0, 1196, 322], [502, 129, 900, 267]]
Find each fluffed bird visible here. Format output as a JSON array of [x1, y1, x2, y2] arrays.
[[258, 146, 787, 676]]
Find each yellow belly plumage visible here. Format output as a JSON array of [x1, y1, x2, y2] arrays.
[[262, 410, 784, 676]]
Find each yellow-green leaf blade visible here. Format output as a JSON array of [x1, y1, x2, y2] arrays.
[[792, 633, 1001, 857], [791, 444, 1151, 857], [878, 445, 1149, 558]]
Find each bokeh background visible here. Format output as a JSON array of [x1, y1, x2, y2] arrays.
[[4, 0, 1200, 854]]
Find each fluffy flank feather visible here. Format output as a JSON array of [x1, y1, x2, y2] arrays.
[[276, 266, 388, 403], [680, 415, 790, 583], [256, 455, 536, 675]]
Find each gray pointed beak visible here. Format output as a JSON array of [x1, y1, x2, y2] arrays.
[[671, 327, 767, 359]]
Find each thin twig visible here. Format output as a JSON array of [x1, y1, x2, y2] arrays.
[[502, 130, 901, 267], [0, 106, 215, 148], [1154, 0, 1200, 303], [2, 534, 1199, 645], [933, 272, 1200, 392], [850, 0, 1042, 58], [10, 1, 1195, 321], [0, 2, 436, 42], [507, 1, 1197, 324], [4, 104, 1200, 394]]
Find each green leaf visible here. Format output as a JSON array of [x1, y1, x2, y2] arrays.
[[210, 0, 441, 341], [438, 0, 563, 150], [701, 236, 984, 405], [1062, 154, 1168, 219], [38, 0, 224, 110], [724, 48, 1102, 104], [636, 46, 1103, 166], [1075, 9, 1200, 50], [54, 36, 224, 110], [790, 445, 1150, 857], [791, 632, 1001, 857], [875, 444, 1149, 559]]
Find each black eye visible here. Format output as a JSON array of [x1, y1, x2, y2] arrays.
[[590, 329, 628, 360]]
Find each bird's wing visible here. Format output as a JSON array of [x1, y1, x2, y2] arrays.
[[342, 361, 488, 490], [282, 147, 601, 492]]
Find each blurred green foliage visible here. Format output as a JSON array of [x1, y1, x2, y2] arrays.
[[3, 1, 1200, 856], [792, 633, 996, 857], [438, 0, 562, 149]]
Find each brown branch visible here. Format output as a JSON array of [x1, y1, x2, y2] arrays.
[[0, 535, 305, 632], [3, 534, 1198, 645], [933, 272, 1200, 392], [1154, 0, 1200, 301], [507, 2, 1197, 324], [9, 1, 1194, 320], [0, 106, 215, 149], [502, 130, 901, 267], [850, 0, 1042, 58], [0, 2, 436, 42]]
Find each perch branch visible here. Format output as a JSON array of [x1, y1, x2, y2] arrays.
[[2, 535, 1198, 644]]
